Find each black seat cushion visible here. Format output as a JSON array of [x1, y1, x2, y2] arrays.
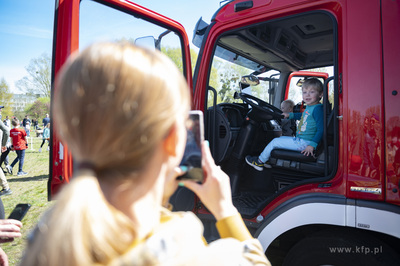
[[270, 149, 317, 163]]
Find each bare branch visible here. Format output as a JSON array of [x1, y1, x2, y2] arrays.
[[16, 53, 51, 98]]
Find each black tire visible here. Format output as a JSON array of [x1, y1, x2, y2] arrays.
[[282, 229, 400, 266]]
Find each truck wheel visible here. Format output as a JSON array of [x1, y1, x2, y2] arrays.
[[282, 230, 400, 266]]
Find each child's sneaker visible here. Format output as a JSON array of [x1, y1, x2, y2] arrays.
[[5, 165, 12, 175], [47, 147, 50, 151], [17, 171, 28, 176], [245, 156, 264, 171], [38, 148, 42, 152], [0, 188, 12, 196]]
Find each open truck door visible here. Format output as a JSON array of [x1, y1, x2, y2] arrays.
[[49, 0, 192, 199]]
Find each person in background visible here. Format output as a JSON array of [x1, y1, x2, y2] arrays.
[[0, 110, 11, 174], [32, 119, 38, 130], [39, 123, 50, 152], [25, 120, 31, 138], [280, 99, 296, 137], [7, 118, 28, 177], [20, 42, 270, 266], [42, 114, 50, 128], [0, 138, 11, 175], [0, 107, 11, 196], [2, 116, 10, 128], [22, 116, 31, 129]]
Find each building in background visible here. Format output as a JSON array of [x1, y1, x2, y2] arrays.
[[9, 93, 43, 112]]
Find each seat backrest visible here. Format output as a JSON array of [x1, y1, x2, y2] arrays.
[[206, 105, 232, 164], [219, 104, 244, 128]]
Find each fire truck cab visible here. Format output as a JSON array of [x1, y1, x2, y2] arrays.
[[51, 0, 400, 264]]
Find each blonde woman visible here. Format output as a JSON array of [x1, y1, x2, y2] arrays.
[[20, 43, 270, 266]]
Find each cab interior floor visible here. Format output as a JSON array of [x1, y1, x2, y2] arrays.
[[232, 166, 276, 218], [232, 191, 274, 218]]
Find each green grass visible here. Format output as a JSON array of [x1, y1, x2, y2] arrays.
[[1, 137, 52, 265]]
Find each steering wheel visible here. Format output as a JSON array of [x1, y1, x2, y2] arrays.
[[237, 92, 283, 121]]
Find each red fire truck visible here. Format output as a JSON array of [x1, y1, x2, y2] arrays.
[[50, 0, 400, 264]]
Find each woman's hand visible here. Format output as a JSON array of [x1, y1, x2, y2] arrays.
[[0, 247, 8, 266], [0, 219, 22, 243], [162, 167, 185, 208], [301, 145, 315, 157], [181, 141, 238, 221]]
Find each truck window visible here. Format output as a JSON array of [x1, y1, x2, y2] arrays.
[[80, 0, 185, 74], [50, 0, 192, 198], [286, 67, 334, 106]]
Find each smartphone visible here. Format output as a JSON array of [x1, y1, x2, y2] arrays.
[[177, 110, 204, 183], [8, 203, 31, 221]]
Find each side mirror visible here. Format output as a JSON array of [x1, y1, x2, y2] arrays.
[[296, 78, 305, 87], [192, 17, 209, 48], [135, 30, 171, 51], [135, 36, 156, 51], [240, 75, 260, 86]]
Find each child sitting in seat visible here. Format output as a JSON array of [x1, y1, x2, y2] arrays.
[[246, 78, 324, 171], [280, 99, 296, 136]]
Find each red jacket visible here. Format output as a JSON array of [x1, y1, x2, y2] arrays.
[[10, 127, 27, 150]]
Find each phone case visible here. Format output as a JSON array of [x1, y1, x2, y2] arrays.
[[178, 110, 204, 182], [8, 203, 31, 221]]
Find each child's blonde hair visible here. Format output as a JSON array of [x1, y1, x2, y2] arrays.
[[21, 42, 191, 265], [302, 78, 323, 93], [281, 99, 295, 111]]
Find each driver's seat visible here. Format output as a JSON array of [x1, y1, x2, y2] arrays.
[[268, 138, 334, 175], [269, 77, 335, 176]]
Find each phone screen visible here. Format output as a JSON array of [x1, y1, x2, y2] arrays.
[[177, 111, 204, 182], [8, 203, 31, 221]]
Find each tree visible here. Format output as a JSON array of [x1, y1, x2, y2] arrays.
[[207, 58, 250, 106], [25, 98, 50, 121], [218, 71, 240, 103], [161, 47, 199, 74], [0, 78, 13, 117], [16, 53, 51, 98]]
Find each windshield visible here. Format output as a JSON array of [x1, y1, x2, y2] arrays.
[[207, 44, 280, 107]]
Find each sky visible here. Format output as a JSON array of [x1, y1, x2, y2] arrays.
[[0, 0, 222, 93]]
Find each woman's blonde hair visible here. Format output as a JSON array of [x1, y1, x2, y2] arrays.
[[20, 42, 190, 265]]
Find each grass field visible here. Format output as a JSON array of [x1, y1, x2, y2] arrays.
[[1, 137, 52, 265]]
